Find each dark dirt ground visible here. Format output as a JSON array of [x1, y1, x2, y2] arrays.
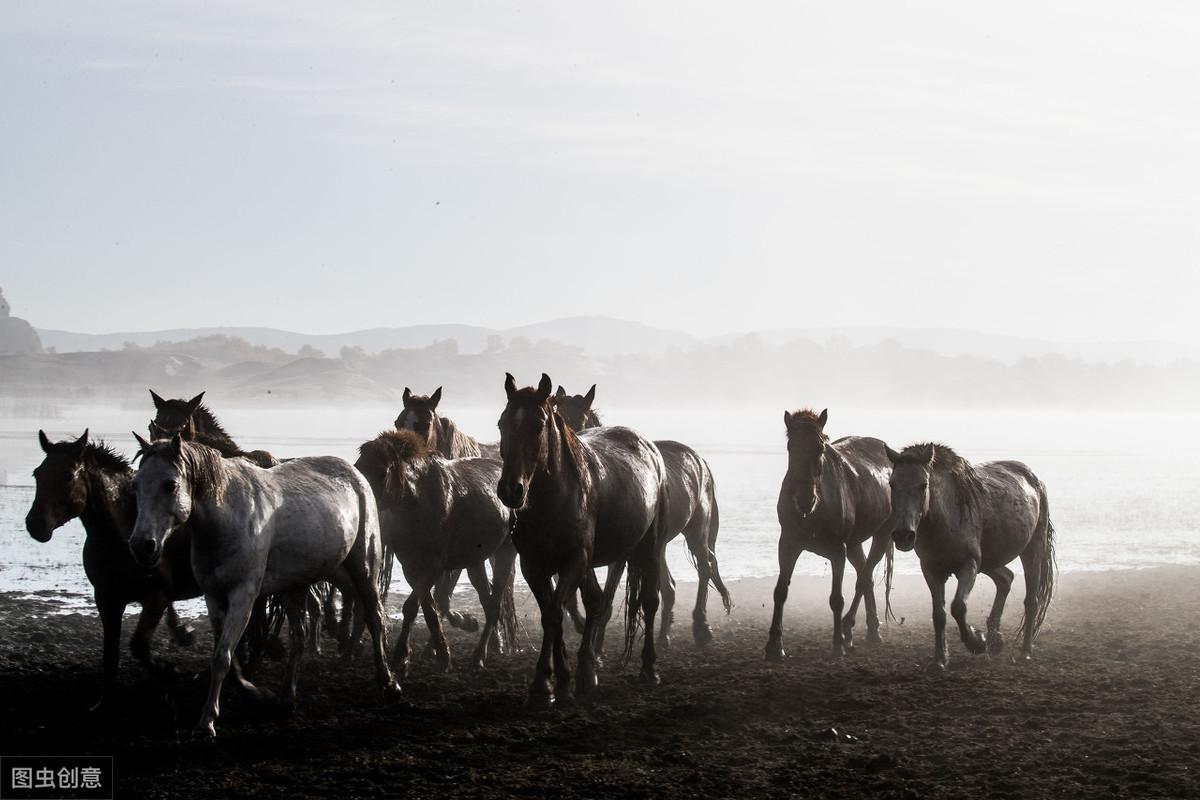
[[1, 566, 1197, 799]]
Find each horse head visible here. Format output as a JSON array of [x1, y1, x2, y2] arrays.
[[25, 429, 90, 542], [783, 408, 829, 519], [395, 386, 443, 447], [496, 373, 556, 509], [149, 389, 204, 442], [885, 443, 935, 551], [553, 384, 598, 432]]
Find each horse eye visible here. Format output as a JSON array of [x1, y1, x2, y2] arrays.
[[163, 480, 177, 493]]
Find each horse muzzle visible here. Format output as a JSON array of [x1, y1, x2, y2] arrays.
[[129, 534, 163, 567], [496, 477, 527, 510], [25, 512, 54, 543], [892, 528, 917, 552]]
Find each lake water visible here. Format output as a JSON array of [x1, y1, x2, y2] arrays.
[[3, 404, 1198, 613]]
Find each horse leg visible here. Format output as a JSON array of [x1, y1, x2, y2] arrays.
[[550, 558, 585, 703], [92, 593, 124, 713], [305, 585, 322, 656], [466, 561, 499, 668], [983, 566, 1014, 655], [564, 588, 587, 636], [322, 582, 340, 640], [196, 587, 258, 739], [524, 563, 558, 710], [165, 603, 196, 647], [421, 593, 453, 673], [393, 569, 436, 676], [130, 591, 173, 675], [842, 541, 868, 651], [576, 566, 604, 695], [436, 569, 479, 632], [280, 591, 309, 710], [859, 532, 890, 644], [341, 557, 401, 699], [1018, 546, 1045, 661], [657, 559, 677, 651], [951, 566, 988, 655], [593, 561, 626, 662], [923, 565, 950, 671], [829, 545, 848, 657], [683, 516, 715, 646], [765, 534, 803, 661], [636, 535, 663, 685]]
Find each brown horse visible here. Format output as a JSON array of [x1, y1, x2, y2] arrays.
[[393, 386, 492, 638], [355, 430, 518, 673], [497, 373, 669, 708], [554, 385, 733, 649], [887, 443, 1056, 669], [24, 430, 199, 711], [766, 409, 896, 660]]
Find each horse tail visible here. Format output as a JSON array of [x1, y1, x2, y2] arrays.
[[1017, 491, 1057, 645], [624, 477, 670, 665], [884, 537, 897, 624], [706, 476, 733, 615]]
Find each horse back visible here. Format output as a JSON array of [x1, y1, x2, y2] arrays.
[[654, 439, 713, 534], [416, 457, 510, 570], [577, 426, 667, 564], [975, 460, 1045, 567], [825, 436, 893, 540]]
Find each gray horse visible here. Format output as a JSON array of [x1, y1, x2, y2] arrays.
[[355, 430, 518, 674], [128, 434, 399, 737], [766, 409, 896, 660], [886, 442, 1056, 669]]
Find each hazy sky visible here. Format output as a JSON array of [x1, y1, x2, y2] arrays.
[[3, 2, 1198, 342]]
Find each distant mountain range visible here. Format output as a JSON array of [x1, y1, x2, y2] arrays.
[[35, 317, 1200, 366]]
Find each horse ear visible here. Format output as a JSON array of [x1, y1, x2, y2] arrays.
[[185, 392, 205, 416], [38, 429, 52, 454], [402, 387, 412, 406], [536, 374, 552, 400], [555, 385, 566, 399], [783, 410, 793, 429], [817, 408, 828, 429], [504, 373, 516, 400], [133, 431, 152, 453], [149, 389, 166, 411], [72, 429, 89, 457], [584, 384, 596, 407], [430, 387, 442, 409], [884, 445, 901, 465]]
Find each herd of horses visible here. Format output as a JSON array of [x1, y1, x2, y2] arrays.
[[22, 374, 1057, 738]]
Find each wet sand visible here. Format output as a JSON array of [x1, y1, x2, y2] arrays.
[[1, 566, 1197, 799]]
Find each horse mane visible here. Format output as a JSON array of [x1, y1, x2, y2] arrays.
[[438, 417, 482, 458], [358, 430, 432, 501], [898, 442, 986, 518], [84, 441, 132, 474], [551, 408, 591, 495], [143, 440, 229, 505], [584, 407, 602, 428]]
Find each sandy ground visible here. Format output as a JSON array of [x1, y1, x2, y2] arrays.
[[1, 566, 1198, 799]]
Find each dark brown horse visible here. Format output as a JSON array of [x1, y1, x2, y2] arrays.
[[24, 430, 200, 711], [887, 443, 1056, 669], [497, 373, 669, 708], [355, 430, 518, 673], [149, 390, 278, 468], [393, 386, 491, 637], [554, 385, 733, 649], [766, 409, 896, 660]]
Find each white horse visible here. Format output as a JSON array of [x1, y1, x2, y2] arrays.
[[129, 433, 399, 737]]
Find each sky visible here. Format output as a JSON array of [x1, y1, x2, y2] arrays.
[[2, 1, 1198, 343]]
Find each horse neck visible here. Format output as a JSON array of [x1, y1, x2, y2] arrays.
[[427, 414, 448, 457], [528, 416, 587, 506], [926, 469, 967, 534], [817, 445, 850, 522], [79, 461, 136, 540]]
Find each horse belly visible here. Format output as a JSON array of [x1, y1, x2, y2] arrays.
[[979, 472, 1042, 570], [259, 502, 356, 596]]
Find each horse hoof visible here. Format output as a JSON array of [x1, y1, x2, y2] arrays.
[[380, 681, 403, 702], [576, 666, 599, 694], [192, 723, 217, 741], [657, 634, 672, 651], [1015, 652, 1033, 664], [925, 659, 948, 674], [525, 692, 555, 712], [88, 697, 110, 715], [765, 644, 787, 662], [967, 633, 989, 656], [692, 624, 714, 648], [866, 629, 883, 645], [453, 614, 480, 633], [639, 668, 661, 686], [987, 632, 1005, 655], [173, 625, 197, 648]]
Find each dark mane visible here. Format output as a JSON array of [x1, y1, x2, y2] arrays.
[[358, 430, 432, 502], [899, 442, 986, 517], [583, 407, 602, 428], [190, 404, 233, 442], [512, 386, 590, 492], [143, 440, 228, 504], [84, 441, 132, 474]]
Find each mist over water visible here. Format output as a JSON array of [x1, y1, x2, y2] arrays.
[[3, 403, 1198, 614]]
